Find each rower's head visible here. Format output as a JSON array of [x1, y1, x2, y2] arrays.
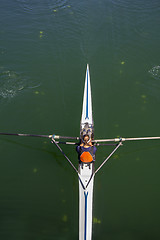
[[83, 134, 90, 144]]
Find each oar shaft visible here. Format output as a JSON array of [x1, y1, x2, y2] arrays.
[[93, 138, 120, 143], [93, 136, 160, 143], [55, 141, 78, 145], [124, 136, 160, 141], [0, 132, 50, 138], [0, 132, 79, 140], [53, 135, 79, 140]]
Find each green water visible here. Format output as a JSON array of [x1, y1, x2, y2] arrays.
[[0, 0, 160, 239]]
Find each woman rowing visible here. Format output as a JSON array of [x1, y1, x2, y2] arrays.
[[76, 134, 97, 163]]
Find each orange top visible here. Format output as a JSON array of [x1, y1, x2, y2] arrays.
[[80, 151, 93, 163]]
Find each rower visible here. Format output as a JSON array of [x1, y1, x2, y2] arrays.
[[76, 134, 97, 163]]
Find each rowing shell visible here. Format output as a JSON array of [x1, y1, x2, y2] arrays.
[[79, 64, 94, 240]]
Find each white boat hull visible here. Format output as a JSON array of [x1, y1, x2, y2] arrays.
[[79, 64, 94, 240], [79, 163, 94, 240]]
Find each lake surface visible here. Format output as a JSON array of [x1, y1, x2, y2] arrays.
[[0, 0, 160, 239]]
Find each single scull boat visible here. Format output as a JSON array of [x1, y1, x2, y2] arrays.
[[1, 64, 160, 240], [79, 64, 94, 240]]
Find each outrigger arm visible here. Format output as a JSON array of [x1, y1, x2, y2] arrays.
[[51, 137, 91, 190], [51, 137, 123, 182], [95, 141, 122, 174]]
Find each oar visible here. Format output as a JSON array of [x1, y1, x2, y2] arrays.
[[55, 141, 78, 145], [93, 136, 160, 143], [0, 132, 51, 138], [0, 132, 79, 140], [53, 135, 79, 140]]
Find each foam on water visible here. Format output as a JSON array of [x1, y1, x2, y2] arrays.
[[149, 66, 160, 81], [140, 66, 160, 100], [0, 68, 41, 100]]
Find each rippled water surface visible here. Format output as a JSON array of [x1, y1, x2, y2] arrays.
[[0, 0, 160, 239]]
